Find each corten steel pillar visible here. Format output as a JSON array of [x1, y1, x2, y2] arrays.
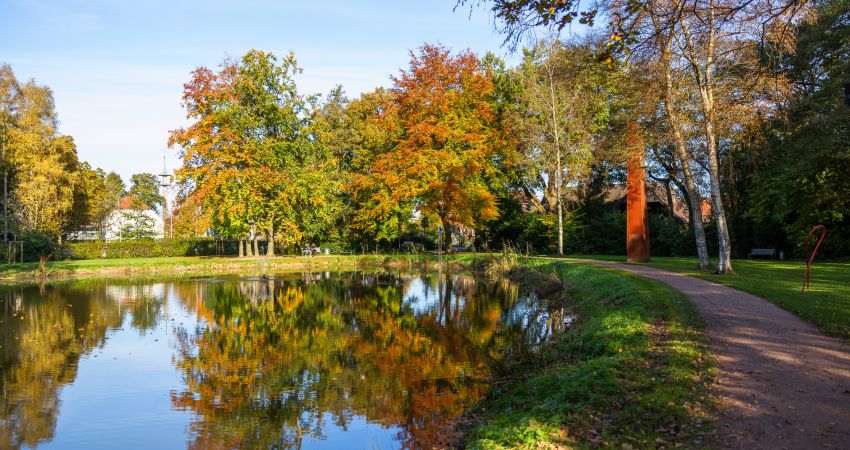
[[626, 122, 650, 262]]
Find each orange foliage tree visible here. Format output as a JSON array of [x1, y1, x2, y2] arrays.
[[169, 50, 340, 253], [351, 44, 507, 248]]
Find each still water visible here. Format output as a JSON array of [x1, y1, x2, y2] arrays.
[[0, 271, 565, 449]]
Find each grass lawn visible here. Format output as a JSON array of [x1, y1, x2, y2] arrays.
[[564, 255, 850, 341], [467, 260, 713, 449]]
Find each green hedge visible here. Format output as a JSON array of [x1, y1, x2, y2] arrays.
[[64, 239, 239, 259]]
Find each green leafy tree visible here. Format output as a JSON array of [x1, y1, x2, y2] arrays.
[[128, 173, 163, 213], [744, 0, 850, 257], [98, 172, 125, 239], [118, 210, 156, 240], [513, 38, 613, 254]]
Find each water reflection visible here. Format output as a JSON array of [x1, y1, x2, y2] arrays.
[[1, 285, 125, 449], [0, 271, 567, 449]]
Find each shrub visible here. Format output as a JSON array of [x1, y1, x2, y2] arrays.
[[20, 231, 56, 262], [64, 238, 239, 259], [648, 214, 694, 257]]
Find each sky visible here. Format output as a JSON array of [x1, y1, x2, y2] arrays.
[[0, 0, 516, 183]]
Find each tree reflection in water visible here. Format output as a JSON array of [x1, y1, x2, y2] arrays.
[[0, 283, 161, 449], [0, 272, 565, 450], [171, 272, 523, 450]]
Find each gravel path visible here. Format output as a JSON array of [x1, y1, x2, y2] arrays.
[[574, 260, 850, 449]]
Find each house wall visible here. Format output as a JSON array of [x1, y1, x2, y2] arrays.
[[104, 209, 165, 241]]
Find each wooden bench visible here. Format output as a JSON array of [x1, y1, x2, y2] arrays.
[[748, 248, 775, 259]]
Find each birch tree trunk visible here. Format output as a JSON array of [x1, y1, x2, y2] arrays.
[[663, 75, 711, 269], [680, 2, 733, 273], [651, 5, 712, 269], [547, 61, 564, 255]]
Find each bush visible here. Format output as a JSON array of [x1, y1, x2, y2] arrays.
[[568, 210, 626, 255], [64, 238, 239, 259], [20, 231, 56, 262], [648, 214, 694, 257]]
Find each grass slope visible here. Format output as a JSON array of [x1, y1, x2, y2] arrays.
[[569, 255, 850, 340], [467, 261, 713, 449]]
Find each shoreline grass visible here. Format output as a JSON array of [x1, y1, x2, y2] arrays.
[[466, 260, 714, 449], [562, 255, 850, 340], [0, 253, 486, 284]]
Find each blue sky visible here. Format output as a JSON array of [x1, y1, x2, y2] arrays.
[[1, 0, 515, 183]]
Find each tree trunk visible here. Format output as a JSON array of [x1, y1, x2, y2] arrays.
[[668, 120, 710, 270], [708, 149, 733, 273], [557, 200, 564, 255], [267, 229, 275, 256], [646, 1, 711, 269], [443, 223, 452, 253], [238, 238, 244, 257], [546, 60, 565, 256], [252, 237, 259, 257], [683, 3, 733, 274], [664, 179, 675, 220], [662, 53, 710, 269]]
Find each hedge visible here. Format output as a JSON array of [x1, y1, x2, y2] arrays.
[[63, 239, 240, 260]]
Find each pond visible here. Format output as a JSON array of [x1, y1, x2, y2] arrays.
[[0, 270, 568, 449]]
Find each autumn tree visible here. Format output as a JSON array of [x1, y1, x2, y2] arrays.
[[456, 0, 609, 49], [464, 0, 808, 268], [67, 162, 104, 237], [0, 65, 113, 245], [171, 50, 340, 255], [343, 88, 411, 246], [743, 0, 850, 256], [352, 44, 506, 248], [171, 193, 210, 238], [0, 64, 19, 240], [622, 1, 714, 269], [8, 81, 79, 242]]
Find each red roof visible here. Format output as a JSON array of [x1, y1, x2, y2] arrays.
[[118, 196, 150, 210]]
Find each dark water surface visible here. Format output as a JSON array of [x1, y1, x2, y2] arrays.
[[0, 271, 563, 449]]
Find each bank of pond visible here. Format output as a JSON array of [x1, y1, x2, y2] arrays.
[[0, 262, 712, 449]]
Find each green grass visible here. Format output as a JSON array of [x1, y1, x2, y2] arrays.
[[565, 255, 850, 340], [467, 261, 713, 449]]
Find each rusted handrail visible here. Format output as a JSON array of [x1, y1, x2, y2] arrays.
[[802, 225, 826, 292]]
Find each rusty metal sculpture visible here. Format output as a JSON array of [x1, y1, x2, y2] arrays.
[[626, 122, 650, 263], [802, 225, 827, 292]]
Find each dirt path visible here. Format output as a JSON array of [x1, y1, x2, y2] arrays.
[[574, 260, 850, 449]]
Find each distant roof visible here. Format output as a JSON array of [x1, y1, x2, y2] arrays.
[[118, 196, 151, 211], [605, 183, 710, 223]]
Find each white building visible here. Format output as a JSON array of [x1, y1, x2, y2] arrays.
[[70, 196, 165, 241], [104, 196, 165, 240]]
